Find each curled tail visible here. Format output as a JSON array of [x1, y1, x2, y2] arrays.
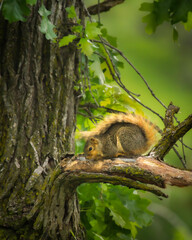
[[80, 112, 160, 148]]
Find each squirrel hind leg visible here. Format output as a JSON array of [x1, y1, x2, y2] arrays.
[[116, 152, 139, 159], [117, 125, 148, 156]]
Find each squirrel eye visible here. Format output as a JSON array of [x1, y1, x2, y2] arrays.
[[89, 147, 93, 151]]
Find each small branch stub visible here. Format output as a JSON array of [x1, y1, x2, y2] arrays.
[[87, 0, 125, 15], [164, 102, 180, 128], [152, 113, 192, 160]]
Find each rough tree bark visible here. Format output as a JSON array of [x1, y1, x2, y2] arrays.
[[0, 0, 85, 239]]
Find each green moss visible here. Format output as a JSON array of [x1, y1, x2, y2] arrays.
[[0, 100, 8, 161], [0, 228, 17, 240], [49, 166, 62, 184], [16, 224, 40, 240], [112, 165, 164, 187], [33, 211, 44, 231], [74, 171, 167, 198]]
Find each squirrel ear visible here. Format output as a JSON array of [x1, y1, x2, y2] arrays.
[[90, 137, 99, 144]]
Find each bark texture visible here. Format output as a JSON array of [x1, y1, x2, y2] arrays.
[[61, 156, 192, 197], [0, 0, 84, 239]]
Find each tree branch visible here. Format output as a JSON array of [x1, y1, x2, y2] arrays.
[[151, 114, 192, 159], [60, 156, 192, 198], [87, 0, 125, 15]]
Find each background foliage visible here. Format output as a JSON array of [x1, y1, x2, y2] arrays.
[[80, 1, 192, 239], [90, 1, 192, 240]]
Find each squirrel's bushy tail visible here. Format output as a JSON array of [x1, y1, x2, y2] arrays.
[[80, 112, 160, 148]]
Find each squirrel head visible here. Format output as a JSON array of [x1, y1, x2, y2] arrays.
[[84, 137, 103, 160]]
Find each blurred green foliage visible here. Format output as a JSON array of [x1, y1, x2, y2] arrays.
[[140, 0, 192, 40], [91, 1, 192, 240], [2, 0, 37, 22], [77, 183, 153, 240], [81, 1, 192, 240], [38, 4, 57, 40]]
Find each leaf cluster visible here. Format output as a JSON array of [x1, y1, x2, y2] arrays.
[[2, 0, 37, 23], [140, 0, 192, 40], [38, 4, 57, 40], [59, 6, 102, 57], [1, 1, 57, 41], [77, 183, 153, 240]]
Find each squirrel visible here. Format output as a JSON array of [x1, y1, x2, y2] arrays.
[[80, 113, 160, 160]]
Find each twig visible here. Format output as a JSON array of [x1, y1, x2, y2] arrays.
[[83, 0, 164, 121], [87, 0, 125, 15], [0, 0, 4, 11], [98, 0, 101, 24], [84, 56, 99, 107], [181, 138, 186, 165], [182, 142, 192, 151], [172, 146, 187, 169], [79, 103, 125, 114], [93, 39, 168, 110], [94, 52, 140, 97], [95, 50, 164, 120], [77, 111, 103, 123]]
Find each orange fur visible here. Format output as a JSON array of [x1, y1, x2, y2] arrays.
[[80, 113, 159, 149]]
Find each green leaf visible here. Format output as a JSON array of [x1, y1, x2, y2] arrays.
[[78, 38, 93, 56], [26, 0, 37, 5], [77, 184, 99, 203], [72, 25, 83, 34], [2, 0, 30, 23], [93, 233, 105, 240], [78, 184, 153, 240], [140, 0, 172, 34], [184, 11, 192, 31], [109, 209, 126, 228], [85, 21, 101, 40], [140, 0, 192, 35], [100, 61, 113, 80], [65, 6, 77, 19], [171, 0, 192, 24], [38, 4, 51, 17], [89, 55, 105, 84], [59, 35, 77, 47], [139, 2, 154, 12], [101, 28, 117, 47], [173, 27, 179, 42], [38, 4, 57, 41], [40, 18, 57, 40], [142, 13, 157, 34]]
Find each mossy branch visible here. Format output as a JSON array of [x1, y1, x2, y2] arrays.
[[26, 154, 192, 236], [151, 113, 192, 159], [60, 156, 192, 198]]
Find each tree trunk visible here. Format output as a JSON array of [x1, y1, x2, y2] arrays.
[[0, 0, 84, 239]]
